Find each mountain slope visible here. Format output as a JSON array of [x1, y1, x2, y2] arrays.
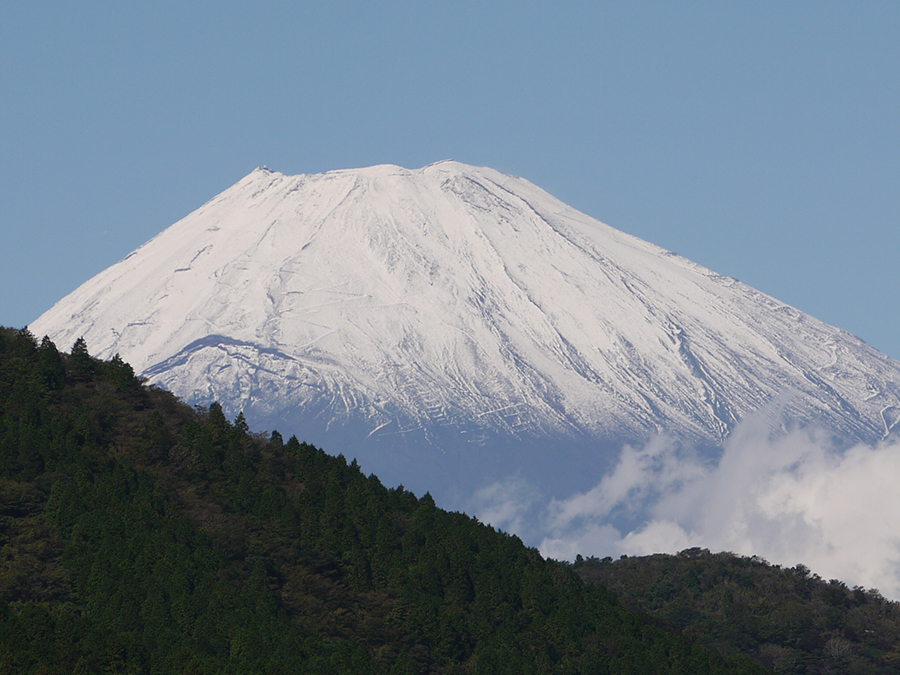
[[29, 161, 900, 505]]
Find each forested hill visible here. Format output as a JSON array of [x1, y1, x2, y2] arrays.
[[0, 327, 768, 674], [576, 551, 900, 674]]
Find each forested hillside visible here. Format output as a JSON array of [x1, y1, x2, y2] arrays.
[[576, 550, 900, 674], [0, 327, 767, 674]]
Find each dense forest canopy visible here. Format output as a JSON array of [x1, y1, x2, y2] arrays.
[[0, 327, 768, 674], [576, 550, 900, 674]]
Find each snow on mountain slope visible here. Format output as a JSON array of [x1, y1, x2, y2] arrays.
[[30, 161, 900, 505]]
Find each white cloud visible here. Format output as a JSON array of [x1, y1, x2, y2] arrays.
[[478, 411, 900, 599]]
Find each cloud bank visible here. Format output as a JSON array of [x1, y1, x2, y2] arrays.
[[474, 411, 900, 599]]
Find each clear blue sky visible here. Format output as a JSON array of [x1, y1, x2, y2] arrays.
[[3, 2, 899, 359]]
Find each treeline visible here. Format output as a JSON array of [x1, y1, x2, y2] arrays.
[[0, 327, 769, 674], [575, 549, 900, 674]]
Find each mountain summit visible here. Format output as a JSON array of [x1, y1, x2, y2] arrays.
[[30, 161, 900, 505]]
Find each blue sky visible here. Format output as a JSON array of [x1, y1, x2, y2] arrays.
[[3, 2, 899, 359]]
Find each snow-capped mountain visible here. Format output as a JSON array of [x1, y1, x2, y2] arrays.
[[30, 161, 900, 506]]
